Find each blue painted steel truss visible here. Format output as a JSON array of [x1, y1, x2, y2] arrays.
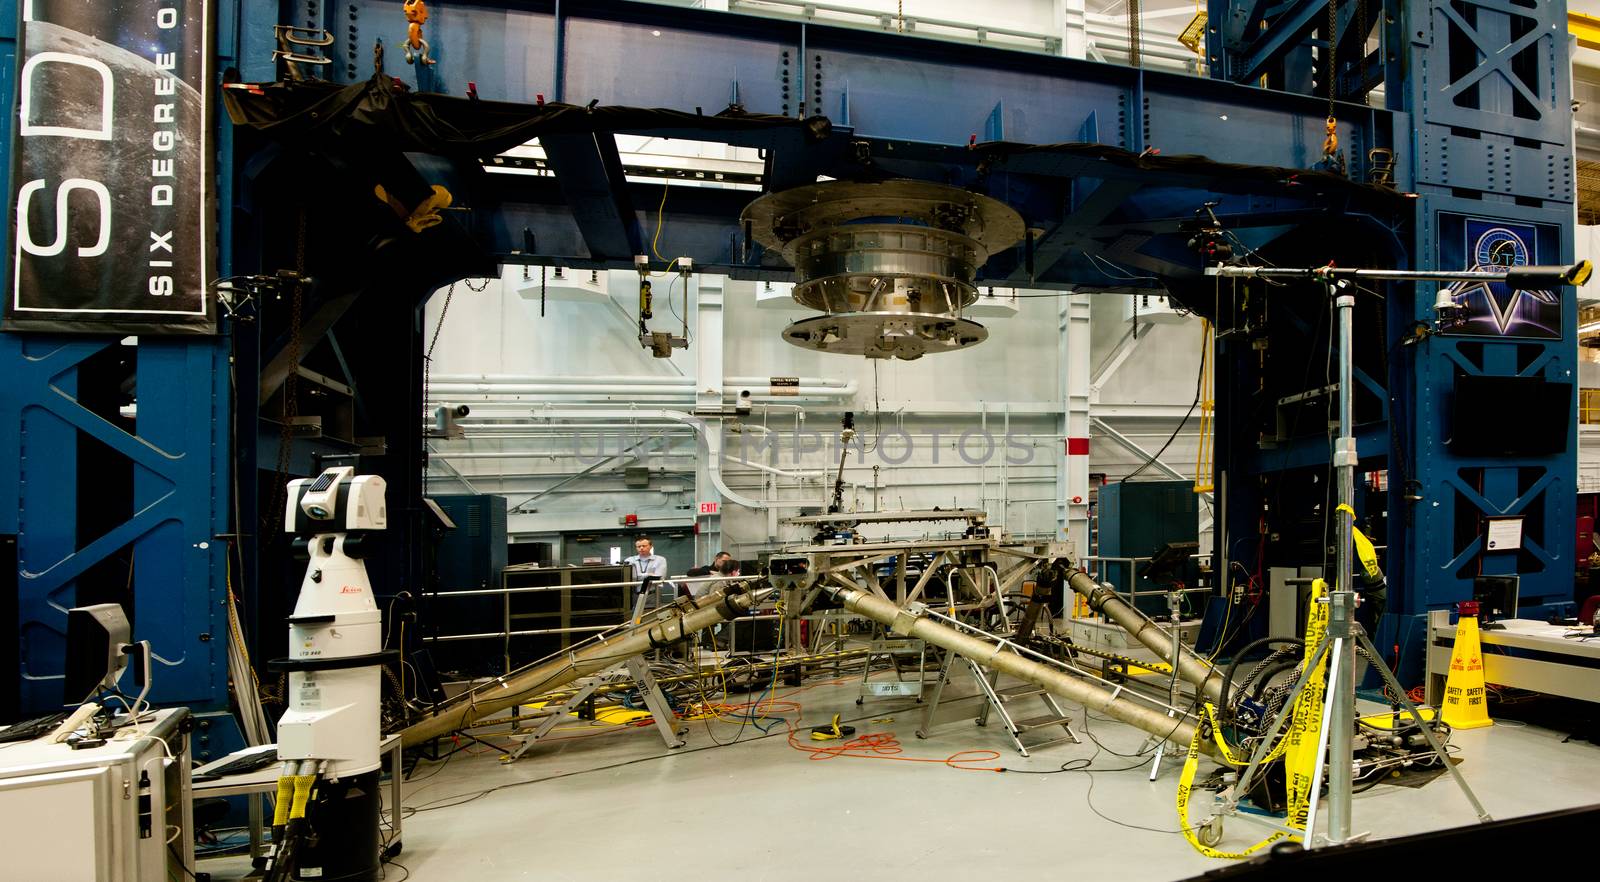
[[0, 0, 1579, 711], [0, 0, 235, 715], [1207, 0, 1576, 684]]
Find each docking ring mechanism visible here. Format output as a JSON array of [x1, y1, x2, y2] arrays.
[[741, 180, 1024, 360]]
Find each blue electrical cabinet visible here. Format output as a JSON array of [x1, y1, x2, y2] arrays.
[[431, 495, 508, 592], [1097, 480, 1199, 613]]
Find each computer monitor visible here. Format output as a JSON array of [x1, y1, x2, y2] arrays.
[[1472, 575, 1519, 630], [1449, 375, 1571, 457], [63, 604, 131, 705], [1139, 541, 1200, 585]]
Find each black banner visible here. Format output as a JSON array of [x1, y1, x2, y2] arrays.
[[5, 0, 213, 334]]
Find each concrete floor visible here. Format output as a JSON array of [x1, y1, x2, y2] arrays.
[[203, 670, 1600, 882]]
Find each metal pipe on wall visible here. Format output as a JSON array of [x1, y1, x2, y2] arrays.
[[430, 374, 856, 391], [827, 585, 1212, 753], [428, 383, 854, 398]]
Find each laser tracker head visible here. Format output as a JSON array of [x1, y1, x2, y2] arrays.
[[286, 466, 387, 535]]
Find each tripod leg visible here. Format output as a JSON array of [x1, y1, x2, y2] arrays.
[[1354, 630, 1492, 822], [1303, 637, 1344, 847]]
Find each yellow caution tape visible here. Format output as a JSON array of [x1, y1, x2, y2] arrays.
[[1067, 644, 1175, 676], [1176, 713, 1297, 859], [1176, 579, 1331, 858], [1198, 703, 1290, 769], [1358, 707, 1434, 730], [1284, 578, 1331, 831]]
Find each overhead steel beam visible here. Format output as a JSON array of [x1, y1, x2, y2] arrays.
[[1090, 323, 1153, 395], [1020, 178, 1144, 282], [540, 132, 645, 260], [1089, 415, 1193, 484], [1571, 11, 1600, 51], [1235, 0, 1326, 85], [258, 289, 361, 407]]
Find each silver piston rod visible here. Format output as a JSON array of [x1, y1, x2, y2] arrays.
[[827, 584, 1215, 754], [397, 585, 767, 747], [1066, 569, 1227, 706]]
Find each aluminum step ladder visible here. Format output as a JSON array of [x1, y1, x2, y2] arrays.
[[917, 652, 1079, 757], [500, 655, 685, 763], [855, 626, 932, 705]]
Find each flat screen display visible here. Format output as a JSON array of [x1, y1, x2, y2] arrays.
[[1448, 374, 1571, 457]]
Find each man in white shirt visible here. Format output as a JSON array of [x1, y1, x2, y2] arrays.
[[625, 536, 672, 609]]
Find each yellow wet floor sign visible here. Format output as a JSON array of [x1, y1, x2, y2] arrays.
[[1441, 609, 1493, 729]]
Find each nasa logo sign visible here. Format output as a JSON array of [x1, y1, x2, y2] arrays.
[[6, 1, 213, 333]]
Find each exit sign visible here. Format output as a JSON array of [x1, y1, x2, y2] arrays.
[[699, 501, 720, 515]]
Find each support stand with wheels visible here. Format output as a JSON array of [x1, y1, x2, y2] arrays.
[[1196, 263, 1552, 848]]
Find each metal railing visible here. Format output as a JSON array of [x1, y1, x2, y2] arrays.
[[422, 573, 759, 673], [1582, 388, 1600, 425], [1074, 553, 1215, 615]]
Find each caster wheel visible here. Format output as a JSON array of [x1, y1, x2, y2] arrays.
[[975, 719, 987, 727], [1199, 818, 1224, 848], [855, 697, 864, 706]]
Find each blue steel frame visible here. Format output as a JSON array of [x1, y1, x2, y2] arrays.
[[1, 0, 1575, 711], [1207, 0, 1576, 683], [0, 0, 236, 715], [287, 0, 1401, 289], [1381, 0, 1577, 678]]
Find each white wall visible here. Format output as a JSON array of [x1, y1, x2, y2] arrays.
[[423, 265, 1209, 562]]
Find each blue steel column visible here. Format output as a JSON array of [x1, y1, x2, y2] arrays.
[[1381, 0, 1577, 683], [0, 0, 252, 713]]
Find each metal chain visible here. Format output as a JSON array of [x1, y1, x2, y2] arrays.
[[1326, 0, 1337, 117], [897, 0, 904, 33], [423, 282, 457, 417], [1356, 0, 1368, 105], [1128, 0, 1142, 69]]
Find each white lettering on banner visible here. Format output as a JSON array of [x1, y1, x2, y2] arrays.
[[16, 179, 111, 258], [148, 14, 182, 299], [19, 52, 114, 140], [9, 2, 209, 321]]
